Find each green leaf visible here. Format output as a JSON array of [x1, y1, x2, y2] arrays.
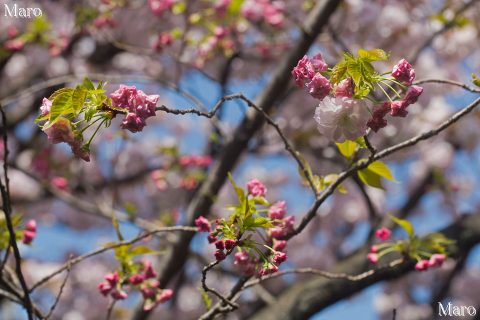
[[389, 214, 414, 238], [111, 213, 124, 241], [347, 59, 362, 86], [200, 289, 212, 310], [336, 140, 357, 158], [358, 167, 384, 189], [367, 161, 395, 181], [358, 48, 388, 61], [82, 77, 95, 90], [472, 74, 480, 87], [72, 87, 87, 113], [48, 88, 74, 102], [330, 59, 348, 85], [248, 216, 274, 229], [48, 92, 73, 124], [129, 245, 161, 256], [228, 173, 246, 205]]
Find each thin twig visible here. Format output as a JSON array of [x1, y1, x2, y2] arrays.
[[156, 93, 318, 195], [44, 259, 72, 319], [30, 226, 197, 292], [414, 79, 480, 93], [242, 259, 404, 290]]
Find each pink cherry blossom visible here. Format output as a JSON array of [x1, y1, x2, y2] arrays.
[[110, 85, 159, 133], [335, 77, 354, 98], [306, 74, 332, 101], [43, 118, 75, 145], [195, 216, 211, 232], [247, 179, 267, 197], [40, 98, 52, 116], [392, 59, 415, 86], [314, 96, 371, 142], [269, 201, 286, 219], [367, 102, 390, 132]]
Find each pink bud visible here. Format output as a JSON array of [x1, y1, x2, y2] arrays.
[[214, 250, 226, 261], [207, 234, 218, 243], [128, 274, 145, 285], [195, 216, 211, 233], [375, 227, 392, 241], [22, 231, 36, 245], [367, 253, 378, 264], [247, 179, 267, 197], [273, 252, 287, 264], [111, 289, 128, 300], [370, 245, 378, 253], [415, 259, 430, 271], [25, 220, 37, 232], [157, 289, 173, 303], [104, 272, 119, 286], [215, 240, 225, 250], [97, 282, 112, 296], [143, 261, 157, 279], [428, 254, 446, 268], [273, 240, 287, 251], [141, 287, 156, 299], [51, 176, 68, 191], [224, 239, 236, 251]]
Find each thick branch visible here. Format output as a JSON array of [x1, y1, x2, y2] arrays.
[[248, 212, 480, 320]]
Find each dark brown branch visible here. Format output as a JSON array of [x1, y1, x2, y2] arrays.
[[0, 106, 33, 320]]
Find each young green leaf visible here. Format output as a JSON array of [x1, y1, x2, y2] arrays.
[[336, 140, 357, 158], [358, 167, 384, 189], [358, 48, 388, 61], [389, 214, 414, 238], [367, 161, 395, 181]]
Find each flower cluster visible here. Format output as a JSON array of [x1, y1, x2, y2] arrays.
[[292, 54, 330, 100], [241, 0, 285, 28], [40, 99, 90, 162], [366, 219, 452, 273], [292, 50, 424, 142], [366, 59, 423, 132], [97, 260, 173, 311], [22, 220, 37, 245], [196, 178, 292, 277], [110, 85, 160, 133]]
